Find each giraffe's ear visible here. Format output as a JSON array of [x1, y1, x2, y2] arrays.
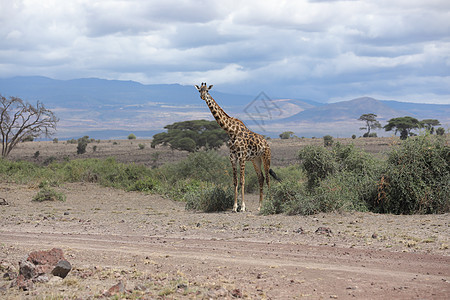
[[195, 85, 200, 91], [208, 85, 213, 90]]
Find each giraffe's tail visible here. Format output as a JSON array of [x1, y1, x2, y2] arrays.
[[269, 169, 282, 182]]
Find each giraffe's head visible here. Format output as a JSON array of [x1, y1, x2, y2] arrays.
[[195, 82, 213, 100]]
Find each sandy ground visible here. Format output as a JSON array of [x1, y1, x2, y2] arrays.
[[1, 182, 449, 299]]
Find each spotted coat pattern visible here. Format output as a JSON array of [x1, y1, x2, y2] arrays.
[[195, 83, 273, 212]]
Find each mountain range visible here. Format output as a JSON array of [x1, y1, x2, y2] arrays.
[[0, 76, 448, 139]]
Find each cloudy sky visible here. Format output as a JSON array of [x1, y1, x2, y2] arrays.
[[1, 0, 449, 103]]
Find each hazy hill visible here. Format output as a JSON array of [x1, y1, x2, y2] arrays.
[[0, 76, 448, 139]]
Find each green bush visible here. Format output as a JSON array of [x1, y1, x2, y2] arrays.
[[323, 135, 333, 147], [185, 185, 234, 212], [265, 144, 384, 216], [279, 131, 295, 139], [32, 186, 66, 202], [77, 137, 88, 154], [127, 176, 159, 192], [128, 133, 137, 140], [260, 180, 303, 215], [298, 145, 336, 189], [0, 159, 51, 184], [157, 150, 231, 185], [376, 135, 449, 214], [313, 171, 371, 212]]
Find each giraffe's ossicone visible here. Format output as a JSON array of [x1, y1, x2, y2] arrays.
[[195, 83, 280, 212]]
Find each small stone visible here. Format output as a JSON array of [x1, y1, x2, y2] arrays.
[[315, 227, 332, 235], [19, 260, 36, 279], [134, 284, 147, 291], [51, 260, 72, 279], [103, 281, 125, 297], [64, 212, 70, 215], [33, 274, 50, 283], [3, 271, 18, 281], [231, 288, 242, 298], [294, 227, 304, 234], [48, 276, 63, 285], [372, 233, 378, 239], [15, 274, 33, 291]]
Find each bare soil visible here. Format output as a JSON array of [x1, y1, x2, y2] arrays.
[[1, 138, 449, 299]]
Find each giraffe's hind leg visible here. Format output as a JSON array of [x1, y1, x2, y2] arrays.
[[239, 159, 246, 212], [263, 152, 272, 198], [252, 157, 265, 211]]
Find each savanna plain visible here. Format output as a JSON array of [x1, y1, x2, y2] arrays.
[[1, 137, 449, 299]]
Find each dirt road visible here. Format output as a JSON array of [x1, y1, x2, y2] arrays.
[[1, 183, 449, 299]]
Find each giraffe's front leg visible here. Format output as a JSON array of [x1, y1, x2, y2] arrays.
[[230, 158, 239, 212]]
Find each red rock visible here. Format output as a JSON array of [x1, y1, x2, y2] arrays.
[[103, 281, 125, 297], [27, 248, 65, 266]]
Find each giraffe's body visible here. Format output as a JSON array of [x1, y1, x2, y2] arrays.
[[195, 83, 279, 212]]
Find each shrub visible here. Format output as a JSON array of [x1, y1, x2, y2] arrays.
[[77, 139, 88, 154], [298, 145, 336, 189], [436, 127, 445, 136], [76, 136, 91, 155], [22, 136, 34, 142], [375, 135, 450, 214], [128, 133, 137, 140], [323, 135, 333, 147], [352, 134, 356, 139], [43, 156, 56, 165], [34, 151, 40, 159], [279, 131, 295, 139], [32, 186, 66, 202], [157, 150, 230, 185], [138, 143, 145, 150], [185, 185, 234, 212], [53, 138, 58, 143], [127, 176, 159, 192], [173, 137, 196, 152], [260, 180, 303, 215], [312, 171, 371, 212]]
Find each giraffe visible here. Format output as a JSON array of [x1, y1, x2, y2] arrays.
[[195, 83, 280, 212]]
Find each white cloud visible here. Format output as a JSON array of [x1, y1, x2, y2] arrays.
[[0, 0, 449, 103]]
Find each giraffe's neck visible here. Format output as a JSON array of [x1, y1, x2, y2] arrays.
[[205, 94, 234, 134]]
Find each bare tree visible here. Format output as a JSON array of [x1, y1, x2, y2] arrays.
[[1, 95, 58, 157]]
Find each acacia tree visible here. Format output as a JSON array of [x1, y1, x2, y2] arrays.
[[1, 95, 58, 157], [151, 120, 228, 152], [384, 116, 420, 140], [421, 119, 441, 134], [358, 113, 381, 137]]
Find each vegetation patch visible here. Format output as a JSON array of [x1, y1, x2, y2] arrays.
[[185, 185, 234, 212], [33, 185, 66, 202]]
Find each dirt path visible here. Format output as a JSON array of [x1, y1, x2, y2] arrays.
[[1, 183, 449, 299]]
